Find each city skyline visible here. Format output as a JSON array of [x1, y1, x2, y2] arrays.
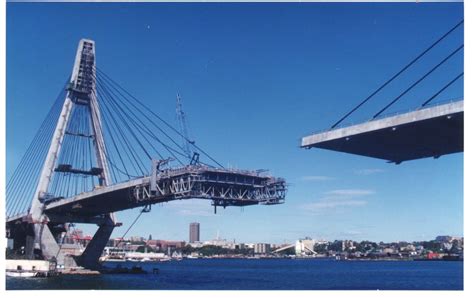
[[94, 223, 464, 245], [6, 2, 463, 243]]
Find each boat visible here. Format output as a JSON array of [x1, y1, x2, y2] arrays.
[[6, 259, 58, 278], [6, 271, 38, 278]]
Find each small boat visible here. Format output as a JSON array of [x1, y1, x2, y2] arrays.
[[6, 259, 58, 278], [6, 271, 38, 278]]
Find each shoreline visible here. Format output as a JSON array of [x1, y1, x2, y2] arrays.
[[102, 256, 463, 262]]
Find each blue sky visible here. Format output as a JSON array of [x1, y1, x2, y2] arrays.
[[6, 2, 463, 243]]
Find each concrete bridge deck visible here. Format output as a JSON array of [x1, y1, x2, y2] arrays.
[[301, 100, 463, 164]]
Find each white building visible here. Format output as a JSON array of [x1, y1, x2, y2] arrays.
[[204, 237, 235, 249], [245, 243, 255, 249], [189, 241, 203, 248], [295, 238, 316, 256]]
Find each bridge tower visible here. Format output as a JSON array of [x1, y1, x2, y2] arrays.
[[7, 38, 287, 270], [26, 39, 115, 269]]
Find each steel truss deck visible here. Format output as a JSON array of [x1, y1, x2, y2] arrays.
[[7, 165, 286, 224]]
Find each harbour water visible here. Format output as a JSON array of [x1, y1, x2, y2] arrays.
[[6, 258, 463, 290]]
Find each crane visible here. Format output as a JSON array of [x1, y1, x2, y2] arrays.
[[176, 93, 199, 165]]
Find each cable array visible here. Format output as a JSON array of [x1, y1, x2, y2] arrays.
[[6, 67, 224, 218], [6, 81, 69, 217], [331, 20, 464, 129], [94, 68, 224, 170]]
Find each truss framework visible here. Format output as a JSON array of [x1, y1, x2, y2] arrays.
[[134, 165, 286, 207]]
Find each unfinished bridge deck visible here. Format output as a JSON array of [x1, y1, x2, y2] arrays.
[[301, 100, 463, 164], [7, 165, 286, 224]]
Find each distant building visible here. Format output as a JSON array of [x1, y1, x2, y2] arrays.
[[203, 236, 235, 249], [400, 244, 416, 252], [108, 238, 124, 247], [189, 222, 200, 243], [130, 236, 145, 243], [146, 239, 186, 252], [245, 243, 255, 249], [295, 237, 316, 256], [254, 243, 271, 254], [435, 236, 453, 243], [442, 242, 453, 251], [189, 242, 203, 248]]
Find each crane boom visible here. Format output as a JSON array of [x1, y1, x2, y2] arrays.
[[176, 93, 199, 164]]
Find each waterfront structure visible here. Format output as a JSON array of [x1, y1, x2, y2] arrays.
[[107, 238, 125, 247], [245, 243, 255, 249], [237, 243, 246, 250], [204, 236, 236, 249], [295, 238, 317, 256], [189, 241, 204, 248], [254, 243, 271, 254], [130, 236, 146, 243], [147, 239, 186, 252], [189, 222, 200, 243], [6, 260, 57, 277], [5, 39, 287, 270]]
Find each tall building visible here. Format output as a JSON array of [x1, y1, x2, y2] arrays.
[[189, 222, 200, 243]]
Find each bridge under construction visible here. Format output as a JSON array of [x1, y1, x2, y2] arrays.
[[302, 100, 463, 164], [6, 39, 286, 270], [301, 20, 463, 163]]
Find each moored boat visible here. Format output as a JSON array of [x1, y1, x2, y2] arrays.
[[6, 259, 58, 278]]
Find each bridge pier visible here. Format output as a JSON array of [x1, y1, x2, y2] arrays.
[[75, 215, 115, 270], [8, 214, 118, 270], [9, 219, 78, 268]]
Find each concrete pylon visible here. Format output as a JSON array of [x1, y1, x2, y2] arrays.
[[26, 39, 116, 269]]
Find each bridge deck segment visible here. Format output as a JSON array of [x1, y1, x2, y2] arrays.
[[301, 101, 463, 163], [7, 165, 286, 225]]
